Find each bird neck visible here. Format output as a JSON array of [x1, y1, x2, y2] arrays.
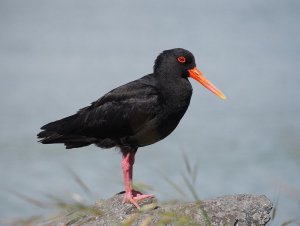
[[154, 65, 184, 77], [155, 73, 193, 109]]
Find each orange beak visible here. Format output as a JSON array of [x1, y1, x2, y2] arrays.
[[188, 67, 226, 100]]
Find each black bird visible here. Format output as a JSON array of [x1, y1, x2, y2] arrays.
[[38, 48, 226, 208]]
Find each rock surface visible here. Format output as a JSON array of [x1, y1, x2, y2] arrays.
[[38, 193, 273, 226]]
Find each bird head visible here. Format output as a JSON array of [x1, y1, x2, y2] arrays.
[[154, 48, 226, 100]]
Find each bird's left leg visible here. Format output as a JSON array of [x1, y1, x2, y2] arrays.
[[121, 148, 154, 208]]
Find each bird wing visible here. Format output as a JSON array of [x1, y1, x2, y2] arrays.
[[73, 77, 164, 139]]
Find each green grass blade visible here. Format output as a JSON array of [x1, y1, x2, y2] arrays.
[[161, 173, 187, 198], [64, 166, 93, 199]]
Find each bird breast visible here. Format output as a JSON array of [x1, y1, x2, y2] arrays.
[[129, 78, 193, 147]]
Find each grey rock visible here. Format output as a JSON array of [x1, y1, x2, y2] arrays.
[[38, 193, 273, 226]]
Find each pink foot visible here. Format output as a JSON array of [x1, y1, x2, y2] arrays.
[[122, 190, 155, 209]]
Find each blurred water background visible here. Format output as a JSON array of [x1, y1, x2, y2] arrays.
[[0, 0, 300, 224]]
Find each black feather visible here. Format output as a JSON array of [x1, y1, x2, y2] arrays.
[[38, 48, 194, 150]]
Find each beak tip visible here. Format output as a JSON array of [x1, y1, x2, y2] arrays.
[[216, 92, 226, 100], [220, 95, 227, 100]]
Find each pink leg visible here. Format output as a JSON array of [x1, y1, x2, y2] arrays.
[[121, 149, 154, 208]]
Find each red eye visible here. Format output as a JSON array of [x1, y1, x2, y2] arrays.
[[177, 56, 186, 63]]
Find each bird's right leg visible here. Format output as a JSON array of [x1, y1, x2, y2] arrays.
[[121, 148, 154, 208]]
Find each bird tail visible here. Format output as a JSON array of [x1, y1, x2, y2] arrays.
[[37, 115, 94, 149]]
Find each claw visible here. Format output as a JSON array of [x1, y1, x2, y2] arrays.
[[122, 190, 155, 209]]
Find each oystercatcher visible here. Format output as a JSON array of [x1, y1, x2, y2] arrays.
[[38, 48, 226, 208]]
